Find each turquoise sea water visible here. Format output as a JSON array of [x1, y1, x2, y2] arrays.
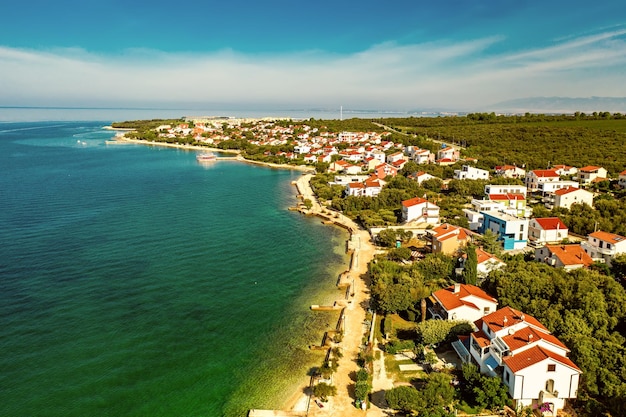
[[0, 121, 349, 416]]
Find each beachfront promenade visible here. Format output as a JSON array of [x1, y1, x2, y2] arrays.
[[291, 175, 393, 417]]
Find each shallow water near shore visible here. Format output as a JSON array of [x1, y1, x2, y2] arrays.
[[0, 121, 349, 416]]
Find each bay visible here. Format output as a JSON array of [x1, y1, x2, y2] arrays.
[[0, 121, 348, 416]]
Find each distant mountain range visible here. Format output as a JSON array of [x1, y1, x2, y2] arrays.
[[488, 96, 626, 114]]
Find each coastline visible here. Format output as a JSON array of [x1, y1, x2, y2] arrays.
[[284, 175, 379, 417], [111, 129, 379, 415], [111, 133, 315, 173]]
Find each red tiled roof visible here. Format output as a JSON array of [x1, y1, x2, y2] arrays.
[[475, 247, 503, 265], [503, 345, 581, 373], [554, 186, 581, 196], [501, 325, 568, 353], [481, 306, 549, 334], [589, 231, 626, 245], [545, 244, 593, 267], [402, 197, 428, 208], [488, 193, 525, 201], [534, 217, 567, 231], [471, 330, 491, 348], [432, 284, 497, 312], [531, 169, 560, 178], [579, 165, 602, 172]]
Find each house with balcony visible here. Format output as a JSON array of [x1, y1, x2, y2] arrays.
[[401, 197, 440, 224], [487, 193, 530, 218], [534, 244, 593, 270], [453, 306, 581, 416], [545, 187, 593, 210], [528, 218, 568, 245], [485, 184, 527, 198], [437, 146, 460, 162], [525, 169, 560, 192], [582, 230, 626, 266], [479, 211, 529, 250], [411, 148, 435, 164], [576, 166, 607, 185], [428, 223, 474, 255], [538, 180, 579, 195], [428, 283, 498, 322], [454, 165, 490, 180], [375, 163, 399, 179]]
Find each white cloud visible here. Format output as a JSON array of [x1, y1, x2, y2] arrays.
[[1, 28, 625, 111]]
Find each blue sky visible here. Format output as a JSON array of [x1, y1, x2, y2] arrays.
[[1, 0, 626, 111]]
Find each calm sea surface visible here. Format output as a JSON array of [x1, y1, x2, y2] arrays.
[[0, 120, 349, 416]]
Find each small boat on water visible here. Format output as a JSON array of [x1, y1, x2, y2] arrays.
[[196, 153, 216, 162]]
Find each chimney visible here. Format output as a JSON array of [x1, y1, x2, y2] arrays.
[[503, 316, 508, 327], [528, 334, 533, 344], [454, 283, 461, 293]]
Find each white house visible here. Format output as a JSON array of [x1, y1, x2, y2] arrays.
[[577, 166, 608, 185], [429, 283, 498, 322], [401, 197, 440, 224], [494, 165, 526, 179], [437, 146, 460, 162], [538, 180, 579, 194], [535, 244, 594, 270], [528, 218, 568, 245], [409, 171, 437, 185], [547, 187, 593, 210], [552, 165, 578, 177], [454, 165, 490, 180], [452, 307, 581, 416], [485, 184, 527, 198], [412, 148, 435, 164], [582, 230, 626, 266], [525, 169, 560, 192]]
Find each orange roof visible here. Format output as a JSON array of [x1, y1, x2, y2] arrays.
[[479, 306, 548, 334], [501, 325, 568, 353], [402, 197, 429, 208], [588, 231, 626, 245], [545, 244, 594, 267], [579, 165, 603, 172], [432, 284, 497, 312], [503, 345, 581, 373], [348, 182, 365, 189], [431, 224, 471, 242], [554, 186, 581, 196], [534, 217, 567, 231], [471, 330, 491, 348], [488, 193, 525, 201], [475, 247, 503, 265], [531, 169, 560, 178]]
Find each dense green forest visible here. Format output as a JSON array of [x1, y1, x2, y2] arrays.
[[376, 113, 626, 174]]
